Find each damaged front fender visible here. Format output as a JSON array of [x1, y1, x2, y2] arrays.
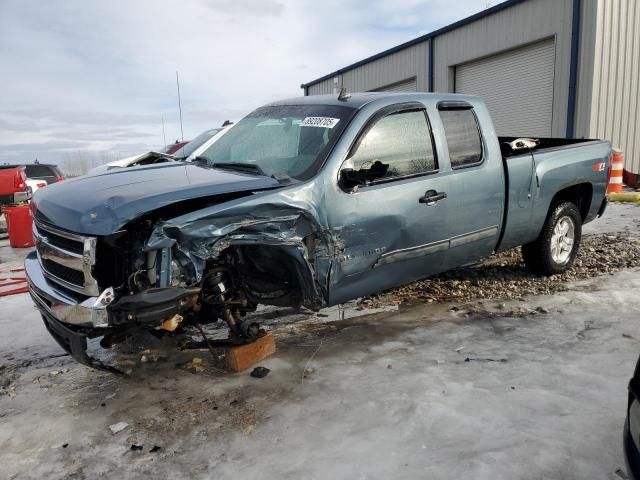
[[146, 191, 336, 310]]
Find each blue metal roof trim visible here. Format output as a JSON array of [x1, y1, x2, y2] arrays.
[[566, 0, 581, 138], [300, 0, 529, 89]]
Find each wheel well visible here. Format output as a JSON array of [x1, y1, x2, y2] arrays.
[[550, 183, 592, 221]]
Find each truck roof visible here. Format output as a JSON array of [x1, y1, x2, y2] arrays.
[[266, 92, 482, 109]]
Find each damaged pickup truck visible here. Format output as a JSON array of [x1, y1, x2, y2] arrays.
[[26, 92, 612, 372]]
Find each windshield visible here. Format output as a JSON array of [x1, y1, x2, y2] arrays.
[[174, 128, 223, 159], [195, 105, 355, 181]]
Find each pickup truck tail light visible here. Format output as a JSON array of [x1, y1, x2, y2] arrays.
[[14, 168, 27, 191]]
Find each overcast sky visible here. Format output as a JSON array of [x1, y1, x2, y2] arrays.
[[0, 0, 503, 166]]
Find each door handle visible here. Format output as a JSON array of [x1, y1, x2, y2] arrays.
[[419, 189, 447, 205]]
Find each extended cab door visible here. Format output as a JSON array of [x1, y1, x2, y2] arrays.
[[327, 102, 451, 305], [435, 102, 505, 269]]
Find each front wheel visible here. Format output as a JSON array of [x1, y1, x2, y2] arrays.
[[522, 201, 582, 275]]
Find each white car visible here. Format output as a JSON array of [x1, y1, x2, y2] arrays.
[[88, 151, 175, 175], [26, 178, 48, 193], [88, 127, 229, 175]]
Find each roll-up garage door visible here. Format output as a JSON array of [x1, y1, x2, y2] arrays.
[[373, 77, 417, 93], [455, 38, 556, 137]]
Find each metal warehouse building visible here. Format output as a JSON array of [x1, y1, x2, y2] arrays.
[[301, 0, 640, 186]]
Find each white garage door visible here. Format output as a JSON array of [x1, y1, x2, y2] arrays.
[[373, 78, 417, 93], [455, 39, 556, 137]]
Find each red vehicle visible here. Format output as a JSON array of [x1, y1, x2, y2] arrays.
[[0, 166, 31, 205], [161, 140, 189, 155]]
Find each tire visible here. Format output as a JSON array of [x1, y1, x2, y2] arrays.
[[522, 201, 582, 275]]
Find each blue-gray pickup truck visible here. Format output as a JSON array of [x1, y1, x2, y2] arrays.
[[26, 92, 611, 372]]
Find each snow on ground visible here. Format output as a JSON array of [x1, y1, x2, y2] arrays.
[[0, 202, 639, 479]]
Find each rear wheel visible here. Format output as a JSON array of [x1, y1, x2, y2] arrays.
[[522, 201, 582, 275]]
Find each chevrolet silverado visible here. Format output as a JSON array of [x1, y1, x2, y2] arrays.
[[25, 92, 612, 372]]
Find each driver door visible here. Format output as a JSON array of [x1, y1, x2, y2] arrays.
[[327, 103, 451, 305]]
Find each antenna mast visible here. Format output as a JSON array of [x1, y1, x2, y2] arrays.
[[161, 116, 167, 146], [176, 71, 184, 142]]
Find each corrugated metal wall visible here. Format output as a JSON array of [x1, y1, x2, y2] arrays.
[[306, 41, 428, 95], [587, 0, 640, 176], [432, 0, 574, 137], [573, 0, 597, 140], [306, 76, 337, 96]]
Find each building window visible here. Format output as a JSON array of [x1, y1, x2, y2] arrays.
[[439, 109, 483, 168], [349, 109, 437, 179]]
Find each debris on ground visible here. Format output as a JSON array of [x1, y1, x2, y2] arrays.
[[382, 234, 640, 305], [250, 366, 270, 378], [184, 357, 205, 374], [109, 422, 129, 435], [130, 444, 143, 451], [0, 364, 18, 397], [150, 445, 161, 453], [464, 357, 508, 363]]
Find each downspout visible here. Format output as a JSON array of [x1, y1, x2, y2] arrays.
[[428, 37, 435, 92], [566, 0, 581, 138]]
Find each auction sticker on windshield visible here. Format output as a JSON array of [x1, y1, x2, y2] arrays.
[[301, 117, 340, 128]]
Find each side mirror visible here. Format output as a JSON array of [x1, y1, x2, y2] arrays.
[[339, 161, 389, 190]]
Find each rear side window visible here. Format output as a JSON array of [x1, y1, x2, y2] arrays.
[[349, 109, 437, 179], [25, 165, 55, 177], [439, 109, 483, 168]]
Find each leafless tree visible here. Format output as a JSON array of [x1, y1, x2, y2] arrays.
[[62, 150, 120, 177]]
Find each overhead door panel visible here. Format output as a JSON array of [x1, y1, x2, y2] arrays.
[[455, 39, 556, 137], [373, 78, 417, 93]]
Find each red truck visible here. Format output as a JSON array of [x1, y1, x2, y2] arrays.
[[0, 166, 31, 205]]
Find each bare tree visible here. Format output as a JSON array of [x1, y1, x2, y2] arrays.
[[62, 150, 121, 177]]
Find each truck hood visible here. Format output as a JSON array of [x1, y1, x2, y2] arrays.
[[32, 162, 281, 236]]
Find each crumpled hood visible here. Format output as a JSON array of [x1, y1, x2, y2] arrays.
[[32, 162, 280, 236]]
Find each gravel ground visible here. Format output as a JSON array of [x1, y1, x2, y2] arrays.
[[383, 233, 640, 305]]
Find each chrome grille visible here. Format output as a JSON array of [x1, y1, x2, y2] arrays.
[[33, 220, 100, 296]]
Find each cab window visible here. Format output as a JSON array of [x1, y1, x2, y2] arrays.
[[348, 109, 437, 180], [439, 109, 483, 168]]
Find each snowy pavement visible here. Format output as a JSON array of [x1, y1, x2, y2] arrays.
[[1, 202, 639, 479]]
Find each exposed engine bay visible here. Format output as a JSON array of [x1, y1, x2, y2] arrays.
[[85, 195, 333, 365]]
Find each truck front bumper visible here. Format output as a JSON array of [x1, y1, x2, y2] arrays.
[[25, 251, 125, 373], [26, 251, 201, 373], [25, 252, 109, 328]]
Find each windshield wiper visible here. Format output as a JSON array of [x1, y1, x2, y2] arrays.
[[210, 162, 267, 177]]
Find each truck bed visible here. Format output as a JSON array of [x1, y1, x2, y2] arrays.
[[497, 138, 611, 252], [499, 136, 598, 157]]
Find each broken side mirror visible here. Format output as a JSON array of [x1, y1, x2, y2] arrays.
[[339, 161, 389, 191]]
